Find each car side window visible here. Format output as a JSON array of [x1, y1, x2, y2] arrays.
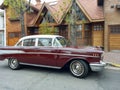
[[38, 38, 52, 46], [23, 38, 36, 46], [53, 39, 59, 47], [16, 41, 22, 46]]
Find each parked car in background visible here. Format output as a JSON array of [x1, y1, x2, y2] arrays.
[[0, 35, 106, 78]]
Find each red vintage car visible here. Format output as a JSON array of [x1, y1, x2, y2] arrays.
[[0, 35, 106, 78]]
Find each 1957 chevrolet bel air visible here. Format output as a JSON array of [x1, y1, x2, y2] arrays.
[[0, 35, 106, 78]]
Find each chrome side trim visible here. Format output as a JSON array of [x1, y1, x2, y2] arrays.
[[23, 52, 100, 58], [90, 61, 106, 71], [20, 62, 61, 69], [0, 50, 24, 55]]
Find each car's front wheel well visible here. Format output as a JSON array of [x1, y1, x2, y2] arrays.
[[64, 59, 91, 78], [63, 59, 90, 69]]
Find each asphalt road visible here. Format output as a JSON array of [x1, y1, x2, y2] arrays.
[[0, 60, 120, 90]]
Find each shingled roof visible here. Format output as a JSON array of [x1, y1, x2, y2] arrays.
[[0, 0, 104, 26], [46, 0, 72, 24], [32, 0, 104, 26], [77, 0, 104, 22], [27, 2, 44, 27]]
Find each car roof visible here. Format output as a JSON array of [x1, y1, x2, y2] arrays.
[[19, 35, 63, 41]]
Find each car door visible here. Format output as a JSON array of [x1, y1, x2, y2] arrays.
[[16, 38, 37, 64], [16, 37, 58, 66], [31, 38, 58, 66], [32, 46, 58, 66]]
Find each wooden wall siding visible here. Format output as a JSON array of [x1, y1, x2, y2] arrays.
[[84, 30, 92, 46], [104, 0, 120, 51], [84, 38, 91, 45], [92, 31, 104, 47], [8, 38, 19, 46], [109, 34, 120, 51], [6, 8, 21, 46], [76, 39, 91, 46], [77, 39, 84, 46]]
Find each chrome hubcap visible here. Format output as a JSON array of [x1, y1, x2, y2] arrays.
[[70, 61, 84, 76], [10, 58, 18, 69]]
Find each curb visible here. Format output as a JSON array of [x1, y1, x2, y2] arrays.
[[106, 62, 120, 68]]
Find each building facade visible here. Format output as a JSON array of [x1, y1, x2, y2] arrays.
[[0, 0, 120, 51], [27, 0, 104, 48], [104, 0, 120, 51], [0, 10, 6, 46]]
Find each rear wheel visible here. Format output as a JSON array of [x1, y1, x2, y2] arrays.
[[8, 58, 20, 70], [69, 60, 89, 78]]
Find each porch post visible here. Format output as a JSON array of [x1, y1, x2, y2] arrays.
[[82, 23, 85, 45], [68, 24, 71, 40], [104, 23, 109, 52]]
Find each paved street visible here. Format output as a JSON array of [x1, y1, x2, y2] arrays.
[[0, 60, 120, 90]]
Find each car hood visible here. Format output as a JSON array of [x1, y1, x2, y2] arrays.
[[63, 46, 104, 54]]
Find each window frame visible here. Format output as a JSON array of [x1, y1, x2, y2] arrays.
[[109, 25, 120, 34]]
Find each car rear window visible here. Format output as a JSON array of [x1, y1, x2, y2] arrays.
[[23, 38, 36, 46]]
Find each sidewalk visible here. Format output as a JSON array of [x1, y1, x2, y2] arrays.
[[103, 51, 120, 68]]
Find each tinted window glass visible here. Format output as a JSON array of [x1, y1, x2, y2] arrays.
[[16, 41, 22, 46], [53, 39, 59, 47], [38, 38, 52, 46], [23, 38, 36, 46]]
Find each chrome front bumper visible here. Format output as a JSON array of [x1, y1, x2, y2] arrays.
[[90, 61, 106, 71]]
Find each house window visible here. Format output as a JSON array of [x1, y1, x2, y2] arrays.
[[94, 24, 103, 31], [98, 0, 104, 6], [9, 32, 21, 38], [85, 24, 91, 38], [77, 24, 82, 31], [85, 24, 90, 31], [29, 28, 39, 35], [59, 25, 68, 39], [74, 3, 87, 21], [45, 12, 55, 23], [76, 25, 82, 38], [110, 25, 120, 34]]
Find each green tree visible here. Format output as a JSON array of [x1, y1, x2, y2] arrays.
[[39, 23, 54, 35], [39, 22, 58, 35], [62, 0, 77, 46], [4, 0, 31, 37], [69, 0, 77, 46]]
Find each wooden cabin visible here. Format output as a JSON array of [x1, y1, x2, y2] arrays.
[[28, 0, 104, 47], [1, 0, 120, 51]]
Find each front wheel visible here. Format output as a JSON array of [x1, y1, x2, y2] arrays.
[[8, 58, 20, 70], [69, 60, 89, 78]]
